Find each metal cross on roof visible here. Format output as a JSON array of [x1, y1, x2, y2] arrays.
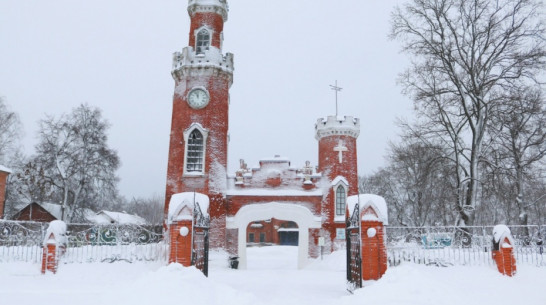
[[329, 80, 343, 117]]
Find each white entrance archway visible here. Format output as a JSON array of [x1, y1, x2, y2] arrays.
[[226, 202, 322, 269]]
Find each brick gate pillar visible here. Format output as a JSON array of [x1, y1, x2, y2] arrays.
[[492, 225, 517, 276], [167, 192, 210, 266], [168, 219, 193, 266], [348, 194, 389, 282], [361, 220, 387, 281], [41, 220, 67, 274]]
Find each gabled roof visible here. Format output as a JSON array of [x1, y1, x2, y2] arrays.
[[0, 165, 12, 173], [90, 210, 147, 225], [11, 202, 65, 221]]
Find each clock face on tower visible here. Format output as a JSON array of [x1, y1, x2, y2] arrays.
[[187, 88, 210, 109]]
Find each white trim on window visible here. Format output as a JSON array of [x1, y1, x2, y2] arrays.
[[194, 26, 213, 55], [183, 123, 209, 176], [332, 176, 348, 222]]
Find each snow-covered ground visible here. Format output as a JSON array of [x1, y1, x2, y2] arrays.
[[1, 246, 544, 305]]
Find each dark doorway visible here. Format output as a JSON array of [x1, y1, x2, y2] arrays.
[[279, 231, 299, 245]]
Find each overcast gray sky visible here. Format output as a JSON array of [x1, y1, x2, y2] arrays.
[[0, 0, 412, 199]]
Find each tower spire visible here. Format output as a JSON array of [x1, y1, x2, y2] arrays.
[[329, 80, 343, 117]]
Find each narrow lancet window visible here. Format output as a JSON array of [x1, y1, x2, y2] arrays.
[[196, 29, 210, 55], [186, 129, 204, 172], [336, 185, 346, 216]]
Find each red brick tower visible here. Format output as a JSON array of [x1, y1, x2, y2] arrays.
[[315, 116, 360, 247], [165, 0, 233, 246]]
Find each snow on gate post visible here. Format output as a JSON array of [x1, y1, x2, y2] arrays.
[[167, 192, 210, 266], [492, 225, 517, 276], [41, 220, 67, 274], [348, 194, 388, 282]]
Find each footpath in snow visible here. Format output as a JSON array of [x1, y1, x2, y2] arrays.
[[1, 246, 545, 305]]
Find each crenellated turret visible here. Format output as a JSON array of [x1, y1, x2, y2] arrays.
[[171, 47, 234, 82], [187, 0, 229, 22], [315, 115, 360, 140]]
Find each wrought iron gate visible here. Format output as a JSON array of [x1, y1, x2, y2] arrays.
[[191, 202, 210, 276], [346, 203, 362, 292]]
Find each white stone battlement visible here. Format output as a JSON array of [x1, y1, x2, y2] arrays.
[[315, 115, 360, 140], [172, 46, 234, 80], [188, 0, 229, 21]]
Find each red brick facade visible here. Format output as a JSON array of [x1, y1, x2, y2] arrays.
[[164, 0, 363, 262], [0, 170, 10, 219]]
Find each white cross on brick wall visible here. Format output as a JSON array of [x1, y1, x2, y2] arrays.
[[333, 140, 348, 163]]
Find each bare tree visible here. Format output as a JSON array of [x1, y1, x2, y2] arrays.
[[0, 97, 22, 165], [123, 194, 165, 225], [487, 86, 546, 227], [360, 140, 455, 226], [391, 0, 546, 226], [34, 104, 120, 221]]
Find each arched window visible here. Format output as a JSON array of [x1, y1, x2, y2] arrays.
[[186, 129, 204, 172], [335, 185, 346, 216], [196, 29, 210, 55]]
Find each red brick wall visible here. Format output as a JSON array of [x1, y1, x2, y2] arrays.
[[188, 12, 225, 50], [361, 221, 387, 281], [0, 171, 8, 219], [318, 135, 359, 195], [318, 134, 358, 250], [169, 221, 193, 266], [309, 228, 321, 258], [164, 73, 231, 216]]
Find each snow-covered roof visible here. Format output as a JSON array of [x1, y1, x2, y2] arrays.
[[89, 210, 147, 225], [259, 155, 290, 163], [38, 202, 64, 220], [277, 228, 299, 232], [168, 192, 210, 224], [43, 220, 67, 246], [226, 188, 323, 197], [0, 165, 12, 173], [347, 194, 388, 225], [493, 225, 514, 247]]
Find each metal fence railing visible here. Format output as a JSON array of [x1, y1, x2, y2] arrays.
[[0, 220, 167, 264], [386, 225, 545, 267], [0, 220, 47, 263]]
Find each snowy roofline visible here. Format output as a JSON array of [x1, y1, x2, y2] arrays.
[[188, 0, 229, 21], [43, 220, 67, 246], [347, 194, 388, 225], [259, 155, 291, 163], [493, 224, 515, 246], [315, 115, 360, 140], [0, 165, 12, 173], [168, 192, 210, 224], [226, 188, 323, 197], [96, 210, 147, 225], [331, 176, 348, 186]]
